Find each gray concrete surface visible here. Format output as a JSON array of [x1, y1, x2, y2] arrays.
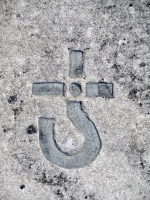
[[0, 0, 150, 200]]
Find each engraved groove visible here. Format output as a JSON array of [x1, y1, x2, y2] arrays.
[[39, 101, 101, 169]]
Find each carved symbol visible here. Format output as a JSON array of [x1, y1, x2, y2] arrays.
[[33, 49, 114, 169]]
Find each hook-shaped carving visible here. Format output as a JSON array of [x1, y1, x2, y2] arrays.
[[39, 101, 101, 169]]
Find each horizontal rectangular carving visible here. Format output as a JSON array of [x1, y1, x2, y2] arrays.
[[32, 82, 65, 96], [86, 82, 114, 98]]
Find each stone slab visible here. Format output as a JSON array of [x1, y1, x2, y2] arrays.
[[0, 1, 150, 200]]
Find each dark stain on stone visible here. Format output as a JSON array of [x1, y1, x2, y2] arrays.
[[146, 2, 150, 7], [140, 157, 145, 169], [29, 139, 33, 143], [20, 140, 26, 143], [130, 54, 137, 59], [3, 127, 11, 133], [129, 72, 143, 82], [23, 68, 28, 74], [13, 107, 23, 119], [146, 24, 150, 34], [37, 172, 70, 187], [44, 49, 53, 57], [64, 187, 67, 192], [45, 50, 50, 55], [83, 47, 90, 51], [53, 173, 69, 186], [8, 95, 17, 104], [55, 189, 64, 198], [139, 62, 146, 67], [89, 193, 96, 200], [27, 125, 37, 134], [147, 85, 150, 89], [139, 148, 145, 154], [84, 193, 96, 200], [68, 38, 77, 42], [28, 163, 32, 169], [128, 88, 137, 100], [41, 172, 47, 183], [143, 91, 150, 100], [105, 5, 116, 9], [100, 40, 108, 49], [20, 185, 25, 189], [130, 73, 136, 81], [112, 63, 121, 73]]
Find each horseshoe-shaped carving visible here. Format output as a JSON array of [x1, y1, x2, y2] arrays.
[[39, 101, 101, 169]]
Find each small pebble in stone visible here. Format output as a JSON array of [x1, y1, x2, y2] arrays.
[[20, 185, 25, 189], [27, 125, 37, 134], [69, 83, 82, 97], [8, 95, 17, 104]]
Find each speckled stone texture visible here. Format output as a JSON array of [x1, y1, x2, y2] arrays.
[[0, 0, 150, 200]]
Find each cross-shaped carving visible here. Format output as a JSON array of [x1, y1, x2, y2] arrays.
[[33, 49, 114, 169]]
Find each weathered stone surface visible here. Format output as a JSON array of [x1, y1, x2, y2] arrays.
[[39, 101, 101, 169], [69, 49, 84, 78], [32, 82, 64, 96], [0, 0, 150, 200], [86, 82, 113, 98]]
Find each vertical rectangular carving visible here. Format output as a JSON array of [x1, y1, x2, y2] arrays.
[[69, 49, 84, 78]]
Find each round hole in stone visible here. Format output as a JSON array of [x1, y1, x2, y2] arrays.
[[69, 82, 82, 97]]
